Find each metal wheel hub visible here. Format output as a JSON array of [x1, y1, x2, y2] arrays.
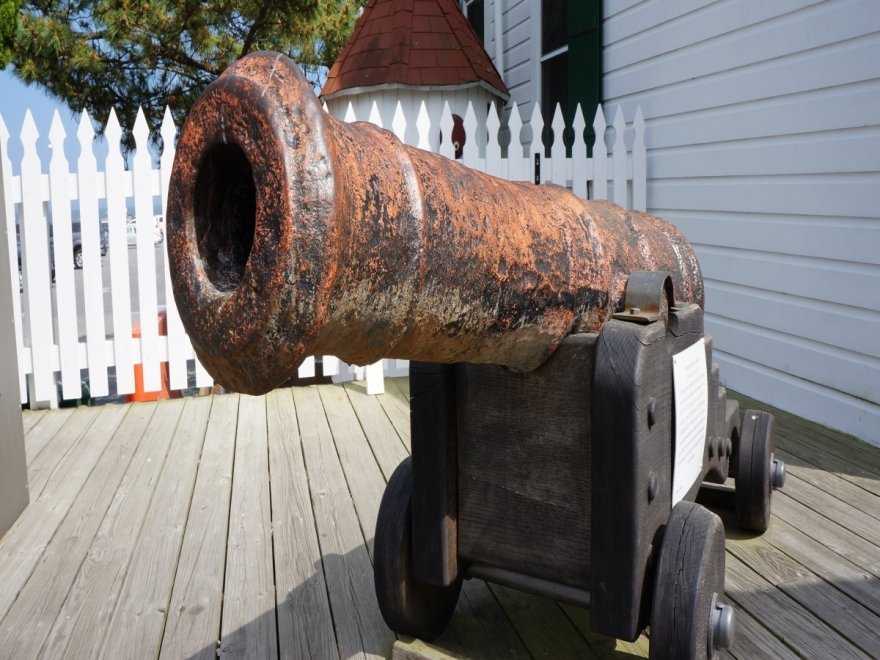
[[708, 592, 736, 653]]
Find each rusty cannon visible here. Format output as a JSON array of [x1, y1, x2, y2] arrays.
[[167, 52, 784, 659], [166, 52, 704, 395]]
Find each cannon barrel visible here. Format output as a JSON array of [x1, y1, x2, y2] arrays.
[[167, 52, 703, 394]]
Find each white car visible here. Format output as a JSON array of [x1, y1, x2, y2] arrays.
[[126, 215, 164, 247]]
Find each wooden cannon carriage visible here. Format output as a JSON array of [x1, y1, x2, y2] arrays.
[[165, 53, 785, 659], [376, 272, 785, 659]]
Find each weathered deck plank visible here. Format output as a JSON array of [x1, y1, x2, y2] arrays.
[[318, 384, 389, 561], [20, 407, 48, 435], [378, 377, 412, 449], [102, 395, 213, 658], [725, 608, 799, 660], [0, 403, 129, 622], [343, 381, 410, 482], [22, 406, 70, 460], [726, 530, 880, 657], [488, 584, 599, 658], [736, 392, 880, 474], [27, 404, 100, 497], [37, 398, 184, 658], [293, 385, 395, 659], [760, 517, 880, 616], [558, 602, 650, 658], [219, 394, 278, 659], [770, 492, 880, 578], [725, 552, 871, 659], [0, 402, 154, 657], [266, 388, 337, 660], [774, 473, 880, 546], [442, 580, 533, 660], [159, 393, 239, 660], [2, 381, 878, 660], [775, 441, 880, 499]]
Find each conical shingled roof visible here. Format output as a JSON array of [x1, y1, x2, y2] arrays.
[[321, 0, 509, 100]]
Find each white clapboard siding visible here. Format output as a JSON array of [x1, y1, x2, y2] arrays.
[[603, 0, 880, 445], [0, 96, 645, 401], [490, 0, 535, 116]]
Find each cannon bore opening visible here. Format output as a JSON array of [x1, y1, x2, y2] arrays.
[[194, 143, 256, 292]]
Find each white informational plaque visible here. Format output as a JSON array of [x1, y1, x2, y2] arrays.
[[672, 338, 708, 505]]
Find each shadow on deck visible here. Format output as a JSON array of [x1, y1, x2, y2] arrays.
[[0, 379, 878, 659]]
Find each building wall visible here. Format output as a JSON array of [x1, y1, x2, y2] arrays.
[[485, 0, 536, 116], [601, 0, 880, 444], [0, 146, 29, 534]]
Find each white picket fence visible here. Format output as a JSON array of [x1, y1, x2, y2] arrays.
[[334, 98, 646, 210], [0, 98, 644, 407]]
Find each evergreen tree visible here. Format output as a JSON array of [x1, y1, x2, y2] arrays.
[[0, 0, 21, 68], [5, 0, 364, 146]]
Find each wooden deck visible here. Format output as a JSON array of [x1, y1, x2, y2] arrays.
[[0, 379, 878, 659]]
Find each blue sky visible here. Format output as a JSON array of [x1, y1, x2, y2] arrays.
[[0, 69, 83, 174], [0, 69, 168, 217], [0, 68, 169, 178]]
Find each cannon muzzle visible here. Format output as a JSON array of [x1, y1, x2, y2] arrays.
[[167, 52, 703, 394]]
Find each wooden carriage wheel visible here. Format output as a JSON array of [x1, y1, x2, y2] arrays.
[[374, 458, 462, 640], [650, 501, 733, 659], [735, 410, 780, 532]]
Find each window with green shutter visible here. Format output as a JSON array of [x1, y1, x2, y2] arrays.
[[541, 0, 602, 151]]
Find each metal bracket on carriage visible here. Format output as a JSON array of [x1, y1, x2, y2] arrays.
[[612, 271, 675, 325]]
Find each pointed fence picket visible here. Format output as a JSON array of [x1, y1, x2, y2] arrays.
[[159, 108, 190, 391], [104, 109, 135, 395], [333, 98, 646, 206], [131, 110, 160, 394], [508, 103, 526, 181], [77, 111, 109, 397], [0, 97, 645, 404], [593, 108, 609, 201], [48, 113, 79, 401], [550, 105, 567, 186], [19, 112, 55, 404], [612, 107, 628, 208], [633, 108, 647, 216]]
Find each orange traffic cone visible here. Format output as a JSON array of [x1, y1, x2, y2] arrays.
[[126, 311, 173, 402]]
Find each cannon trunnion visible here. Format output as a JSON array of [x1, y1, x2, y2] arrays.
[[374, 275, 784, 659]]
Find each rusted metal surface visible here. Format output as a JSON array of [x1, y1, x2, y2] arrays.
[[167, 51, 704, 394]]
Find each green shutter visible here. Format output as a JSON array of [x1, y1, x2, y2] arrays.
[[567, 0, 603, 151]]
